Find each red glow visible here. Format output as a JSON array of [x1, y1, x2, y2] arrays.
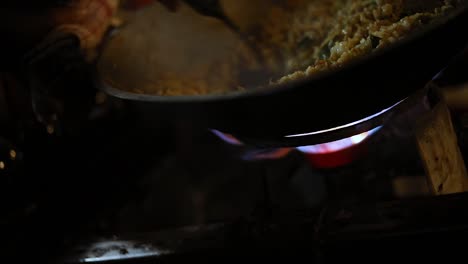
[[296, 127, 381, 155], [303, 141, 368, 169], [297, 127, 381, 169]]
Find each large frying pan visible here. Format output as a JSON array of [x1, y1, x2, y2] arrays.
[[97, 1, 468, 147]]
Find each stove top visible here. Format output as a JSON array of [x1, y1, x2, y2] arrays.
[[2, 83, 463, 263]]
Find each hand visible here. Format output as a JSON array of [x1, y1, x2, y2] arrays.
[[50, 0, 119, 54]]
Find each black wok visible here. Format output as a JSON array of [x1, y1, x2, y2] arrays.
[[97, 1, 468, 147]]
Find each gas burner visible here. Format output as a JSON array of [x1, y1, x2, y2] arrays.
[[210, 86, 432, 169], [212, 126, 381, 168], [213, 98, 409, 149]]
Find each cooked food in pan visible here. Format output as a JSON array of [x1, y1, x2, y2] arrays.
[[134, 0, 461, 96]]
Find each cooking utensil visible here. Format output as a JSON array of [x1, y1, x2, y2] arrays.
[[96, 1, 468, 147]]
